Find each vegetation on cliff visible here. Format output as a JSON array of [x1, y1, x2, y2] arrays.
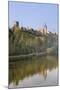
[[9, 23, 58, 56]]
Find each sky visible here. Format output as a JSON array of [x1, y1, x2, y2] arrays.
[[9, 1, 58, 32]]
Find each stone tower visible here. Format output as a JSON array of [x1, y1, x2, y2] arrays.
[[16, 21, 19, 27], [43, 24, 47, 35], [12, 21, 20, 32]]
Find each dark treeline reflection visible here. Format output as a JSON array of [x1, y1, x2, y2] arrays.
[[9, 55, 58, 86]]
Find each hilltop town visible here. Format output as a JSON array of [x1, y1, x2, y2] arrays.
[[9, 21, 57, 36], [9, 21, 58, 57]]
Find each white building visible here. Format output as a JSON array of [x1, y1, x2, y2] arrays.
[[37, 24, 48, 35]]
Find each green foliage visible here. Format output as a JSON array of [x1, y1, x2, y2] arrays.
[[9, 26, 58, 55]]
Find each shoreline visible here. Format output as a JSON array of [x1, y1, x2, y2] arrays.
[[9, 52, 47, 61]]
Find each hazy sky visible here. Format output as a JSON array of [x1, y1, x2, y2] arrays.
[[9, 2, 58, 32]]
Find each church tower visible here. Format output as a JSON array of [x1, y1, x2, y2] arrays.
[[43, 24, 47, 35], [12, 21, 20, 32]]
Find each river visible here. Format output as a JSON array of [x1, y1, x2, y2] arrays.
[[9, 55, 58, 88]]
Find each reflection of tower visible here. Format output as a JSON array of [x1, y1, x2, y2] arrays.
[[39, 67, 47, 80], [43, 68, 47, 80]]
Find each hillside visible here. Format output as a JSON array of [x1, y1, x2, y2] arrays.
[[9, 25, 58, 56]]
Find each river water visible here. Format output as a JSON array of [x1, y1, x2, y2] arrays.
[[9, 55, 58, 88]]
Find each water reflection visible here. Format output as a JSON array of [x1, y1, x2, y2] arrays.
[[9, 55, 58, 88]]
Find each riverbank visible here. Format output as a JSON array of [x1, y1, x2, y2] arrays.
[[9, 52, 47, 61]]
